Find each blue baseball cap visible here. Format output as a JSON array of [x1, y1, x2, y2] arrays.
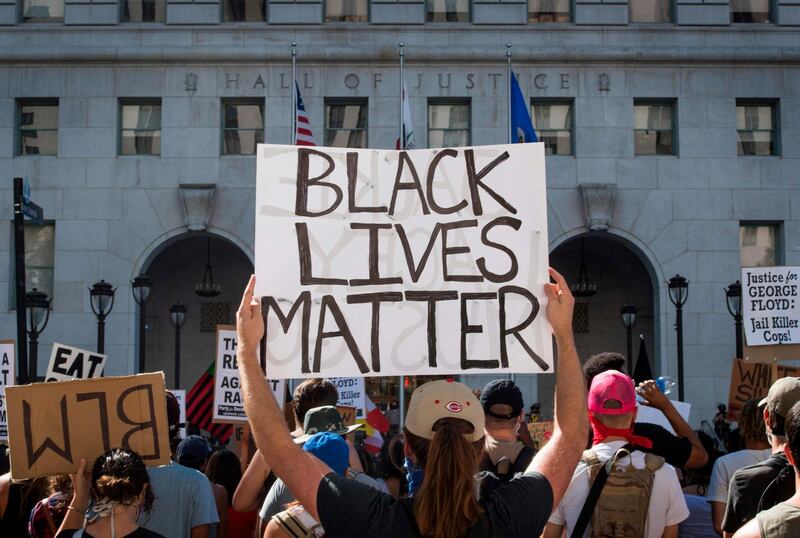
[[302, 432, 348, 476], [176, 435, 211, 468]]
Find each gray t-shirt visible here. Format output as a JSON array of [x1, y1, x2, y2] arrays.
[[140, 463, 220, 537], [260, 471, 389, 522]]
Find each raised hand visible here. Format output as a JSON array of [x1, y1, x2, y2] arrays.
[[237, 275, 265, 355], [544, 267, 575, 339]]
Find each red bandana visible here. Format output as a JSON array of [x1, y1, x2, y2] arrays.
[[590, 415, 654, 449]]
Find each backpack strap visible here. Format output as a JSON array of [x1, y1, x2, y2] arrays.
[[570, 444, 634, 538], [643, 452, 665, 473], [273, 509, 315, 538]]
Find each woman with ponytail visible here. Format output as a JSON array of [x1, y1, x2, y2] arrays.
[[56, 448, 165, 538], [236, 268, 589, 538]]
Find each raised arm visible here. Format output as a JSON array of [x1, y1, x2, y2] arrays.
[[527, 268, 589, 507], [637, 380, 709, 469], [232, 449, 270, 512], [237, 275, 331, 521]]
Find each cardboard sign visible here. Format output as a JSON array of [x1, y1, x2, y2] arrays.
[[213, 326, 285, 422], [255, 144, 552, 379], [6, 373, 171, 479], [46, 343, 106, 382], [0, 340, 15, 441], [727, 358, 800, 420], [329, 377, 366, 420], [742, 266, 800, 346], [636, 400, 692, 435], [527, 421, 554, 448], [336, 405, 357, 427]]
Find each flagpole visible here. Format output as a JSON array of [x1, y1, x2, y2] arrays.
[[398, 41, 406, 430], [291, 41, 297, 145], [506, 42, 512, 144]]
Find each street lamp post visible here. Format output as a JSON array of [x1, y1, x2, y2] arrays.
[[620, 304, 638, 376], [25, 288, 51, 381], [89, 280, 116, 354], [668, 274, 689, 401], [131, 275, 153, 373], [169, 302, 187, 388], [725, 280, 744, 359]]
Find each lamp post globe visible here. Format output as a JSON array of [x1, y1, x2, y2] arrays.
[[170, 302, 187, 388], [131, 274, 153, 373], [89, 279, 116, 354], [620, 303, 637, 375], [667, 274, 689, 401], [25, 288, 51, 381], [726, 280, 744, 359]]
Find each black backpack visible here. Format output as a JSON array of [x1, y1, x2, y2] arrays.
[[478, 445, 535, 498]]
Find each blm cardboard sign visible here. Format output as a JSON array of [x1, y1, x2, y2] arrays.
[[46, 343, 106, 382], [742, 266, 800, 346], [6, 373, 171, 479], [727, 358, 800, 421], [214, 326, 285, 422], [0, 340, 15, 441], [255, 144, 552, 379]]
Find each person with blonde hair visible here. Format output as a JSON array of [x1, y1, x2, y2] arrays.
[[236, 268, 588, 538]]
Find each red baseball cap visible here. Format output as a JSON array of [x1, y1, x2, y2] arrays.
[[588, 370, 637, 416]]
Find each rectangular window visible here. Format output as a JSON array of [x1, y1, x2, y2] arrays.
[[731, 0, 771, 23], [426, 0, 469, 22], [17, 99, 58, 156], [740, 223, 780, 267], [528, 0, 570, 22], [120, 100, 161, 156], [222, 100, 264, 155], [630, 0, 672, 23], [531, 100, 573, 156], [10, 223, 56, 308], [634, 100, 675, 156], [222, 0, 265, 21], [21, 0, 64, 22], [737, 100, 777, 156], [428, 100, 470, 148], [122, 0, 166, 22], [325, 0, 368, 21], [324, 100, 367, 148]]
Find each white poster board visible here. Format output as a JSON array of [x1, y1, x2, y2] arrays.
[[0, 340, 15, 441], [636, 400, 692, 435], [213, 326, 285, 422], [329, 377, 366, 420], [742, 266, 800, 346], [172, 389, 187, 438], [255, 144, 552, 379], [45, 343, 106, 382]]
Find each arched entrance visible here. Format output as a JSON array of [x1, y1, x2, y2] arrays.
[[141, 233, 253, 390], [537, 232, 658, 416]]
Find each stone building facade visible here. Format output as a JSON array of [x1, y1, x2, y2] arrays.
[[0, 0, 798, 426]]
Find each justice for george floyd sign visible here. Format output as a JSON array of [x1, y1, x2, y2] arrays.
[[742, 266, 800, 346], [255, 144, 552, 379]]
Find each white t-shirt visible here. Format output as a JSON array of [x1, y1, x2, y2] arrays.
[[706, 448, 772, 503], [548, 440, 690, 538]]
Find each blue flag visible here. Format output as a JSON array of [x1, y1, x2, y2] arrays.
[[510, 72, 537, 143]]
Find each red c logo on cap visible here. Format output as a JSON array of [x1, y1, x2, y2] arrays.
[[446, 401, 463, 413]]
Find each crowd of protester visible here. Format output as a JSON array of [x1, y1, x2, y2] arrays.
[[0, 268, 798, 537]]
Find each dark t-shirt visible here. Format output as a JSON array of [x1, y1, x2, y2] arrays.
[[722, 452, 795, 534], [57, 527, 165, 538], [317, 470, 553, 538]]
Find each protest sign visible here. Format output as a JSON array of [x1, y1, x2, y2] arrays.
[[329, 377, 366, 419], [0, 340, 15, 441], [255, 144, 552, 379], [727, 358, 800, 420], [336, 405, 357, 427], [6, 373, 171, 479], [214, 326, 285, 422], [46, 343, 106, 382], [742, 266, 800, 346], [527, 421, 554, 449], [172, 389, 186, 438], [636, 400, 692, 434]]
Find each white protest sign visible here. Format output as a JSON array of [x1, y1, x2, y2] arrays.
[[329, 377, 366, 419], [636, 400, 692, 435], [255, 143, 552, 379], [742, 266, 800, 346], [0, 340, 15, 441], [46, 343, 106, 382], [172, 389, 187, 438], [213, 326, 285, 422]]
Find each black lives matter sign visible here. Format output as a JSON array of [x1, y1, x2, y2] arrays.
[[742, 266, 800, 346], [255, 144, 552, 379]]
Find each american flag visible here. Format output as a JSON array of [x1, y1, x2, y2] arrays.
[[295, 81, 316, 146]]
